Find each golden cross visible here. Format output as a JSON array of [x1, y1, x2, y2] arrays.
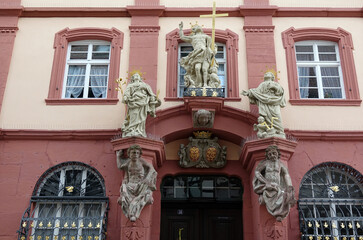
[[200, 1, 228, 66]]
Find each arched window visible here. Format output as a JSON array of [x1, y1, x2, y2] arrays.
[[18, 162, 108, 240], [299, 162, 363, 240]]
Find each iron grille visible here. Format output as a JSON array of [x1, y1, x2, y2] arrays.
[[18, 162, 109, 240], [299, 162, 363, 240]]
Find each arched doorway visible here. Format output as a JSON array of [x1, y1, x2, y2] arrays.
[[160, 175, 243, 240]]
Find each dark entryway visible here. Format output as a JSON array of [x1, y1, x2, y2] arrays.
[[160, 175, 243, 240]]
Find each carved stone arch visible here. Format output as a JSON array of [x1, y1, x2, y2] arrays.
[[146, 99, 257, 145], [165, 28, 240, 100]]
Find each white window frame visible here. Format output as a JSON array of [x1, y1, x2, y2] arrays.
[[295, 40, 345, 99], [177, 42, 227, 97], [62, 40, 111, 99]]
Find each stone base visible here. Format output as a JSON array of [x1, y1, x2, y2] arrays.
[[183, 87, 225, 97]]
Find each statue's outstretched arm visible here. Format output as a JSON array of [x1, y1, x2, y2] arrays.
[[179, 21, 192, 42], [116, 150, 128, 169]]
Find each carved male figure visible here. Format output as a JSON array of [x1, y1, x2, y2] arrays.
[[116, 145, 157, 222], [121, 73, 161, 138], [253, 146, 296, 221], [179, 22, 215, 88], [241, 72, 286, 138]]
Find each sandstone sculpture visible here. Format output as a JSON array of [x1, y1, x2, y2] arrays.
[[253, 146, 296, 221], [116, 145, 157, 222], [241, 72, 286, 139]]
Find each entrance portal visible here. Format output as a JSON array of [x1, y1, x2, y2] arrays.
[[160, 175, 243, 240]]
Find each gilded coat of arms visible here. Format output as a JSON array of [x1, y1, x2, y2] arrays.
[[178, 131, 227, 168]]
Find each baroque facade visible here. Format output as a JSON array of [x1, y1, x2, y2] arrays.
[[0, 0, 363, 239]]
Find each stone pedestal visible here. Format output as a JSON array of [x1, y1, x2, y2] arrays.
[[111, 136, 165, 240], [240, 137, 297, 240]]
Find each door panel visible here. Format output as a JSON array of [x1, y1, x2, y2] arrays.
[[161, 204, 242, 240]]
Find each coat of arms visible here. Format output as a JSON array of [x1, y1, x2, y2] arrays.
[[178, 131, 227, 168]]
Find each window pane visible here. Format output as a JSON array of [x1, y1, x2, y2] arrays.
[[323, 89, 342, 99], [319, 54, 337, 61], [297, 54, 314, 61], [70, 52, 88, 60], [318, 45, 336, 53], [66, 77, 85, 86], [296, 45, 313, 52], [299, 77, 317, 87], [298, 67, 316, 77], [300, 88, 318, 99], [180, 46, 193, 52], [85, 171, 104, 196], [93, 45, 110, 52], [90, 65, 108, 75], [59, 204, 79, 237], [68, 65, 86, 76], [202, 179, 214, 198], [216, 177, 229, 200], [215, 53, 224, 58], [92, 52, 110, 59], [322, 78, 341, 88], [188, 176, 201, 198], [321, 67, 339, 76], [71, 45, 88, 51]]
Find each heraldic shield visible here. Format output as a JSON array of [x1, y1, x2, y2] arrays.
[[178, 131, 227, 168]]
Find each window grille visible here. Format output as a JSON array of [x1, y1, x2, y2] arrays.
[[299, 162, 363, 240], [18, 162, 109, 240], [295, 41, 345, 99], [63, 40, 111, 99], [178, 43, 227, 97], [161, 175, 242, 201]]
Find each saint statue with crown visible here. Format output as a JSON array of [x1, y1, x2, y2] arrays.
[[121, 71, 161, 138]]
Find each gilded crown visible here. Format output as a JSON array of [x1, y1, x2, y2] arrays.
[[193, 131, 212, 139]]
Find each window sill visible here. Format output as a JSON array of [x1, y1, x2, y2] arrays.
[[45, 98, 119, 105], [289, 99, 361, 106]]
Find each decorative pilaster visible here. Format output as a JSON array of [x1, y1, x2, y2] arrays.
[[240, 137, 297, 240], [111, 136, 165, 240], [126, 5, 165, 93]]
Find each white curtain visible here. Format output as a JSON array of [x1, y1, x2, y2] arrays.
[[90, 65, 108, 98], [65, 65, 86, 98], [321, 67, 341, 98], [298, 67, 313, 98]]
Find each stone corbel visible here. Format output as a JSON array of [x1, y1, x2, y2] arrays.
[[111, 136, 165, 169], [240, 137, 297, 173]]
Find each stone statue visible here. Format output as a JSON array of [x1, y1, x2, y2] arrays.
[[179, 21, 220, 88], [253, 116, 277, 139], [253, 146, 296, 221], [121, 73, 161, 138], [241, 72, 286, 139], [116, 145, 157, 222], [193, 109, 214, 128]]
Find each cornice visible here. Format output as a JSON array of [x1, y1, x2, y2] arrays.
[[0, 6, 23, 16], [0, 26, 18, 34], [243, 25, 275, 33], [126, 5, 165, 16], [129, 25, 160, 33]]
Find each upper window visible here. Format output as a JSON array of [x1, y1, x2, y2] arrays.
[[178, 43, 227, 97], [296, 41, 345, 99], [282, 27, 361, 106], [63, 41, 111, 99], [46, 28, 123, 105], [298, 162, 363, 240], [18, 162, 108, 240], [161, 175, 242, 201], [165, 28, 240, 101]]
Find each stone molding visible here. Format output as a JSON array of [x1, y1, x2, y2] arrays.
[[243, 25, 275, 33], [129, 25, 160, 33], [0, 27, 18, 34]]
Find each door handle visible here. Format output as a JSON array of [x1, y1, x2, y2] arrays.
[[178, 228, 184, 240]]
